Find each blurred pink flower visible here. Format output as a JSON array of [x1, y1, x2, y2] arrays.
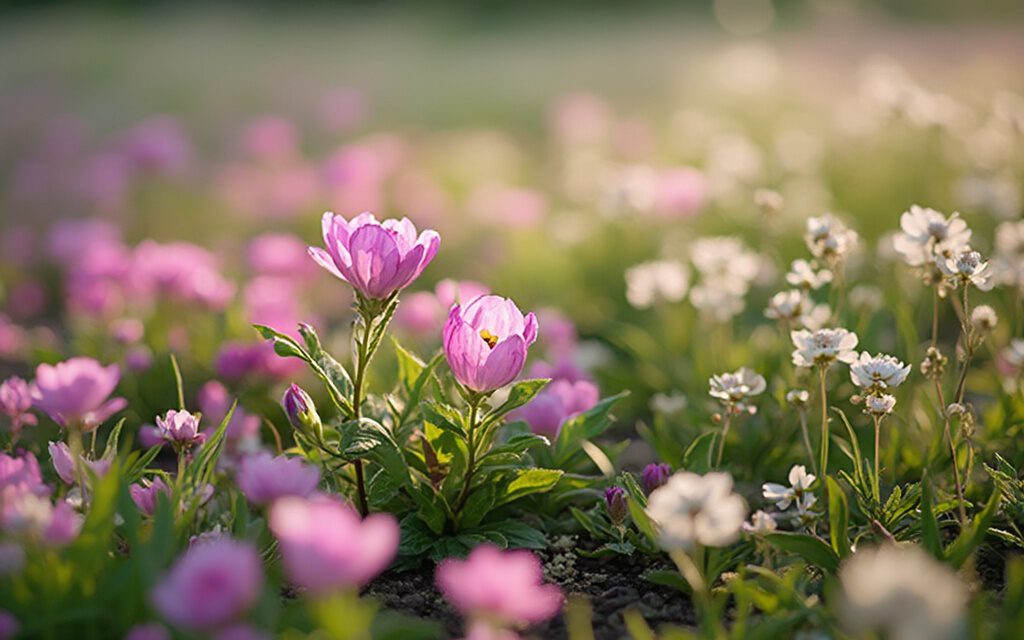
[[239, 116, 298, 163], [318, 88, 368, 133], [46, 218, 123, 267], [436, 279, 490, 309], [511, 379, 598, 439], [236, 453, 319, 506], [131, 241, 236, 310], [30, 358, 126, 431], [443, 295, 538, 393], [116, 116, 192, 176], [1, 494, 82, 546], [130, 477, 172, 517], [6, 280, 46, 319], [247, 233, 317, 279], [198, 381, 262, 446], [467, 185, 546, 228], [528, 358, 590, 384], [535, 309, 578, 358], [549, 92, 611, 146], [48, 441, 112, 486], [394, 280, 490, 339], [0, 451, 48, 497], [436, 545, 563, 628], [151, 538, 263, 632], [213, 624, 271, 640], [0, 377, 37, 436], [309, 211, 440, 300], [269, 495, 398, 595], [0, 610, 17, 640], [654, 168, 706, 218]]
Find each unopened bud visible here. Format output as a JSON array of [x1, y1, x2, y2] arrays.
[[642, 463, 672, 494], [283, 384, 322, 437], [604, 486, 628, 525]]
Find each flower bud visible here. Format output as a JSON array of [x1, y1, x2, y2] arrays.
[[283, 384, 322, 437], [642, 463, 672, 494], [604, 486, 628, 525]]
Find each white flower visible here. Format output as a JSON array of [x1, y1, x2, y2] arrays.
[[839, 545, 968, 640], [650, 391, 688, 415], [785, 259, 833, 290], [625, 260, 690, 309], [786, 389, 810, 408], [893, 205, 972, 266], [791, 328, 859, 368], [762, 465, 817, 513], [754, 188, 783, 216], [742, 510, 778, 534], [765, 290, 829, 329], [936, 249, 994, 291], [645, 471, 747, 551], [848, 285, 883, 312], [865, 394, 896, 416], [689, 236, 766, 322], [850, 352, 911, 391], [970, 304, 998, 332], [689, 283, 746, 322], [992, 220, 1024, 289], [999, 339, 1024, 377], [805, 214, 858, 261], [709, 367, 766, 411]]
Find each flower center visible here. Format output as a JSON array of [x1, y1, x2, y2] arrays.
[[479, 329, 499, 349]]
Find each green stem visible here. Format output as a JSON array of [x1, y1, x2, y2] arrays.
[[715, 409, 733, 468], [799, 409, 816, 476], [818, 366, 829, 479], [873, 414, 882, 504], [350, 311, 373, 517], [453, 398, 482, 519]]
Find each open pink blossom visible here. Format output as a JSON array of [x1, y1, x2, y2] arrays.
[[151, 538, 263, 633], [155, 410, 206, 447], [309, 211, 440, 300], [443, 295, 539, 393], [0, 377, 36, 436], [511, 379, 599, 439], [48, 441, 112, 485], [30, 358, 126, 431], [0, 451, 48, 497], [269, 495, 398, 595], [436, 545, 563, 628], [236, 453, 319, 506]]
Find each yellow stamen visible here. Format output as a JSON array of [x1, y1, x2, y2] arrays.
[[479, 329, 498, 349]]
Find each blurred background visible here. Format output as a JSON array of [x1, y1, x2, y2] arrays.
[[1, 1, 1023, 477]]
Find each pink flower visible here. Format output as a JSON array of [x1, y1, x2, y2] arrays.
[[443, 295, 539, 393], [642, 463, 672, 494], [48, 441, 111, 485], [131, 241, 236, 310], [654, 167, 705, 218], [130, 477, 172, 516], [512, 379, 598, 439], [0, 377, 37, 435], [309, 211, 440, 300], [236, 453, 319, 506], [155, 410, 206, 448], [151, 538, 263, 633], [0, 610, 17, 640], [30, 358, 126, 431], [436, 279, 490, 308], [436, 545, 563, 628], [1, 495, 81, 546], [394, 280, 490, 339], [239, 116, 298, 163], [269, 495, 398, 595], [116, 116, 191, 175], [0, 451, 48, 497], [247, 233, 316, 279]]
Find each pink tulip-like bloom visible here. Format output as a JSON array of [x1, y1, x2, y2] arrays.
[[436, 545, 563, 629], [151, 538, 263, 633], [309, 211, 440, 300], [236, 453, 319, 506], [269, 495, 398, 595], [155, 410, 206, 448], [30, 358, 126, 431], [48, 441, 111, 485], [0, 376, 36, 436], [443, 295, 539, 394], [512, 379, 599, 439], [130, 477, 172, 516]]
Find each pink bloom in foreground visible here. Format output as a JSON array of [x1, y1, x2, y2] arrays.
[[0, 376, 37, 436], [443, 295, 539, 393], [130, 477, 172, 516], [236, 453, 319, 506], [151, 538, 263, 633], [512, 379, 598, 439], [436, 545, 563, 628], [269, 495, 398, 595], [30, 358, 126, 431], [48, 441, 112, 485], [309, 211, 439, 300]]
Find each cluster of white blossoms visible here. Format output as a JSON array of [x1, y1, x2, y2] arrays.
[[765, 289, 829, 329], [850, 352, 911, 416], [991, 219, 1024, 292], [838, 545, 968, 640], [689, 236, 765, 322], [785, 259, 833, 290], [805, 214, 859, 262], [624, 260, 690, 309], [708, 367, 766, 414], [645, 471, 747, 552], [762, 465, 817, 514], [893, 204, 994, 291], [742, 510, 778, 535], [790, 328, 859, 369]]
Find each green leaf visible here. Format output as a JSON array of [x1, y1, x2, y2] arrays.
[[628, 495, 658, 544], [763, 532, 840, 574], [642, 569, 691, 593], [493, 468, 564, 506], [254, 323, 354, 415], [484, 433, 551, 460], [371, 611, 444, 640], [393, 339, 426, 389], [832, 407, 865, 488], [340, 418, 411, 488], [484, 379, 550, 425], [459, 482, 496, 530], [552, 391, 628, 465], [398, 514, 438, 556], [472, 520, 547, 549], [946, 488, 1001, 569], [682, 431, 717, 474], [409, 484, 447, 535], [920, 475, 943, 559], [826, 476, 851, 559], [421, 401, 467, 438]]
